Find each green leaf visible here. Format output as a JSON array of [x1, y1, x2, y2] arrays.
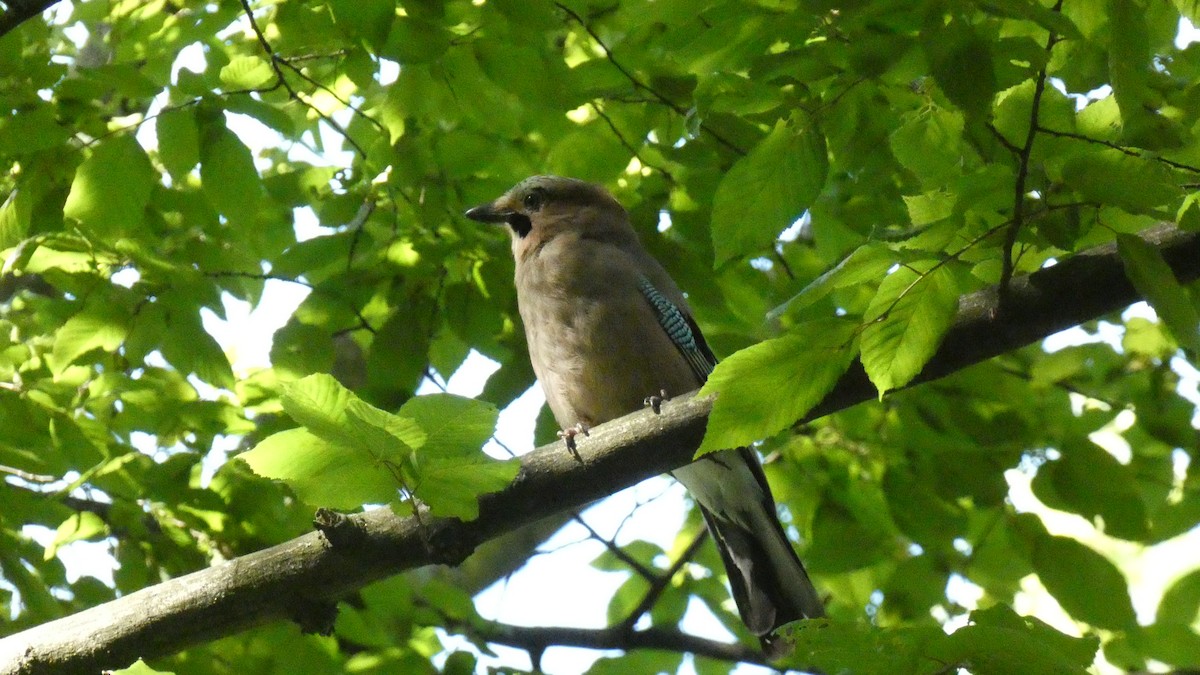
[[398, 394, 497, 455], [980, 0, 1083, 40], [199, 123, 268, 226], [412, 454, 519, 520], [1122, 316, 1177, 358], [711, 117, 828, 264], [924, 20, 996, 119], [1133, 623, 1200, 667], [1158, 568, 1200, 625], [768, 243, 900, 320], [270, 320, 336, 378], [890, 106, 966, 184], [1031, 438, 1150, 540], [587, 651, 683, 675], [779, 620, 945, 674], [44, 512, 107, 560], [940, 621, 1093, 674], [0, 106, 71, 156], [1060, 150, 1178, 215], [109, 659, 176, 675], [805, 498, 893, 573], [963, 604, 1099, 667], [883, 468, 966, 548], [156, 107, 200, 182], [401, 394, 511, 520], [902, 189, 956, 227], [239, 428, 398, 509], [219, 55, 276, 90], [159, 308, 235, 389], [0, 188, 32, 248], [382, 17, 450, 64], [63, 135, 153, 237], [1176, 191, 1200, 231], [698, 319, 857, 454], [280, 374, 358, 446], [860, 262, 961, 396], [366, 300, 434, 400], [329, 0, 395, 52], [345, 398, 421, 466], [51, 303, 128, 371], [993, 79, 1077, 148], [249, 382, 508, 514], [1117, 233, 1200, 354], [606, 572, 653, 625], [1031, 534, 1137, 630], [1107, 0, 1151, 121]]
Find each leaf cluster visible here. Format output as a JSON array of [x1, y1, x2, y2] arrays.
[[1, 0, 1199, 673]]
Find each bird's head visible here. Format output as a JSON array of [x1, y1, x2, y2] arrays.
[[465, 176, 633, 260]]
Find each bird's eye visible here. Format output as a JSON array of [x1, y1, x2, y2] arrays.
[[523, 189, 545, 211]]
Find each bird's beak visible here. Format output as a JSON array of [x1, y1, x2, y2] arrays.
[[464, 201, 511, 224]]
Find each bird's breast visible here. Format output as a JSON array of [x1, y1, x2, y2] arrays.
[[515, 253, 699, 430]]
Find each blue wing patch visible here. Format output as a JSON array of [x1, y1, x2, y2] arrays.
[[637, 277, 716, 382]]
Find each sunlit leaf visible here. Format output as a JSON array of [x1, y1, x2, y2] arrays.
[[711, 117, 828, 264], [44, 512, 107, 561], [401, 394, 511, 520], [240, 428, 398, 509], [861, 262, 961, 396], [1117, 232, 1200, 354], [156, 107, 200, 182], [0, 188, 32, 248], [1061, 150, 1179, 215], [50, 303, 129, 371], [219, 55, 276, 90], [280, 374, 358, 445], [698, 319, 857, 454], [63, 135, 153, 237], [768, 243, 900, 320], [109, 659, 176, 675]]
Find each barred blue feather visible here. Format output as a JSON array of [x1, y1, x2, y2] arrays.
[[636, 277, 715, 380]]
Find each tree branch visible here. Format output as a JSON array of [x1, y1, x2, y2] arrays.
[[0, 0, 60, 40], [2, 224, 1198, 675], [471, 623, 766, 668]]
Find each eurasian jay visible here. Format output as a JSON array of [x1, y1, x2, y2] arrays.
[[465, 175, 824, 657]]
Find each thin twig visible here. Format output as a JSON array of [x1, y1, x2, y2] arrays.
[[998, 0, 1064, 304], [1035, 125, 1200, 175], [590, 102, 676, 183], [236, 0, 369, 159], [0, 464, 58, 483], [554, 2, 744, 155], [571, 513, 659, 580], [616, 531, 709, 632]]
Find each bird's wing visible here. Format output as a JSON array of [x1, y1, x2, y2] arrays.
[[639, 274, 827, 642], [636, 276, 717, 383]]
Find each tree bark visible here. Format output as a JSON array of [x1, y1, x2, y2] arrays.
[[1, 224, 1197, 675]]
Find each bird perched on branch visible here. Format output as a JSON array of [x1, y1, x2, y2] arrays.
[[465, 175, 824, 657]]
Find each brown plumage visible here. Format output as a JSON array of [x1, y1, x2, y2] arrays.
[[466, 176, 824, 657]]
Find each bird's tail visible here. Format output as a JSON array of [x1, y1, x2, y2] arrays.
[[673, 448, 824, 659], [699, 503, 824, 659]]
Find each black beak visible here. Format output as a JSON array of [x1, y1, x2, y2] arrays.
[[464, 202, 511, 223]]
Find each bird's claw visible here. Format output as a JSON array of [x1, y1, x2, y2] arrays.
[[557, 422, 590, 453], [643, 389, 669, 414]]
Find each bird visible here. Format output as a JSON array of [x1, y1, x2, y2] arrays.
[[465, 175, 825, 657]]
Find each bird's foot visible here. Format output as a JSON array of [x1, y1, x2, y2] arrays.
[[557, 422, 590, 453], [643, 389, 669, 414]]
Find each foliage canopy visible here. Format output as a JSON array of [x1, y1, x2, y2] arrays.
[[2, 0, 1200, 673]]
